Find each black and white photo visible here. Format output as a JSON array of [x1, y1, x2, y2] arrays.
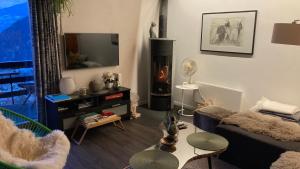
[[201, 10, 257, 54]]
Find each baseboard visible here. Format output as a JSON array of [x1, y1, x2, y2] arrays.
[[137, 100, 196, 110], [173, 100, 196, 110], [138, 99, 148, 106]]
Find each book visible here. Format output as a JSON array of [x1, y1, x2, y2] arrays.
[[105, 93, 123, 100], [58, 107, 69, 112], [101, 111, 114, 116], [79, 112, 101, 124], [46, 94, 71, 102], [78, 102, 94, 109]]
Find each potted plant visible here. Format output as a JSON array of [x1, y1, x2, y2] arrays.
[[102, 72, 115, 89], [54, 0, 73, 15], [112, 73, 119, 89]]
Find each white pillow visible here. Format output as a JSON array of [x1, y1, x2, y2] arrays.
[[293, 112, 300, 121], [250, 97, 300, 115]]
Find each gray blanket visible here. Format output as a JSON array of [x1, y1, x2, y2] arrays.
[[195, 106, 236, 120], [271, 151, 300, 169], [221, 111, 300, 141]]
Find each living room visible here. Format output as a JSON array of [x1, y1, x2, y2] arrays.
[[0, 0, 299, 169]]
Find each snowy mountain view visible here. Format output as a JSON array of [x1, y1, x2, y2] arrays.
[[0, 0, 27, 8], [0, 0, 36, 119], [0, 0, 32, 62]]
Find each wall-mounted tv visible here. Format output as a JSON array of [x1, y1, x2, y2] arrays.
[[64, 33, 119, 70]]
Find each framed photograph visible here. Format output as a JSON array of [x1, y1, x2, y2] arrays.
[[200, 10, 257, 55]]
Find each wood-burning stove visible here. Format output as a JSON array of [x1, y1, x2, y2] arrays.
[[150, 39, 174, 110], [149, 0, 174, 110]]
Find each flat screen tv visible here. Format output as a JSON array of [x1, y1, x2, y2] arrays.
[[64, 33, 119, 70]]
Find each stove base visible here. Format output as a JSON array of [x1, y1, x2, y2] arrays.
[[150, 95, 171, 111]]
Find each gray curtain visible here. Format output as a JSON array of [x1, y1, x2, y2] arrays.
[[29, 0, 62, 124]]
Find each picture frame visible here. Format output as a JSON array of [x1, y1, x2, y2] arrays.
[[200, 10, 257, 55]]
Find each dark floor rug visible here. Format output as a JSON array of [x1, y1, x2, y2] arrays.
[[65, 106, 239, 169]]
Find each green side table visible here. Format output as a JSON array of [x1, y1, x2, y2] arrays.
[[129, 150, 179, 169], [187, 132, 229, 169]]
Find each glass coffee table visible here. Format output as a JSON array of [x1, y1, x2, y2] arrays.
[[140, 122, 229, 169]]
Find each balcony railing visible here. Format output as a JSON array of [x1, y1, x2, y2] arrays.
[[0, 61, 34, 99]]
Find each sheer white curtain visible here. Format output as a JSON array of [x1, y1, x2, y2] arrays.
[[132, 0, 160, 105]]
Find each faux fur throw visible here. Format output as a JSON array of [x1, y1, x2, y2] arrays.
[[0, 112, 70, 169], [222, 111, 300, 141], [195, 106, 236, 120], [270, 151, 300, 169]]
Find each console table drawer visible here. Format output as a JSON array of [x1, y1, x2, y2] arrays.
[[101, 99, 129, 109]]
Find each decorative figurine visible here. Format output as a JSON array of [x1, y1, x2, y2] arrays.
[[112, 73, 119, 90], [131, 93, 141, 119], [149, 22, 157, 38], [89, 75, 103, 92], [160, 111, 179, 152]]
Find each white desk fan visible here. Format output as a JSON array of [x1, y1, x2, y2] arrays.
[[181, 58, 198, 85], [176, 58, 199, 116]]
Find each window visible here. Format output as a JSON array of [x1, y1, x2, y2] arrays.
[[0, 0, 37, 120]]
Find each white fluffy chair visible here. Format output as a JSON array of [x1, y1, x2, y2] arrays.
[[0, 113, 70, 169]]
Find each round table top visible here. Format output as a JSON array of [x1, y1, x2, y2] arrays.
[[129, 150, 179, 169], [186, 132, 229, 152], [175, 84, 198, 90]]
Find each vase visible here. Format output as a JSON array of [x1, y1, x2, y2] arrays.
[[89, 79, 103, 92], [59, 77, 76, 94], [105, 82, 114, 89], [113, 81, 119, 90]]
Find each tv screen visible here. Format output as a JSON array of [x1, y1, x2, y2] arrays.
[[64, 33, 119, 70]]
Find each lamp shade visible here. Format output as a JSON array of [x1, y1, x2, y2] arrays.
[[271, 23, 300, 45]]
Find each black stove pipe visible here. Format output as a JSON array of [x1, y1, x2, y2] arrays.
[[159, 0, 168, 38]]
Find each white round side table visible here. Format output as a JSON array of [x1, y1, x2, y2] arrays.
[[175, 84, 199, 116]]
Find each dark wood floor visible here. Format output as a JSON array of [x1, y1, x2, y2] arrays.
[[64, 107, 237, 169]]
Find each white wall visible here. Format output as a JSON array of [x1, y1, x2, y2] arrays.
[[61, 0, 141, 91], [168, 0, 300, 111]]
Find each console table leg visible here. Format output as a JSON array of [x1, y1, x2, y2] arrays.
[[208, 157, 212, 169], [78, 128, 88, 145], [119, 120, 125, 130], [113, 120, 125, 130], [71, 123, 89, 145]]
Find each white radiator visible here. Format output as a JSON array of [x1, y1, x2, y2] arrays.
[[194, 82, 243, 112]]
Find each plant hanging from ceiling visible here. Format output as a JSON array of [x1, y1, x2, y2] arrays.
[[53, 0, 73, 15]]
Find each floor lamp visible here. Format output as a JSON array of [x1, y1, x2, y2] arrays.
[[272, 20, 300, 45]]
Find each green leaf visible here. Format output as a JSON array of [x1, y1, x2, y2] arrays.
[[53, 0, 73, 16]]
